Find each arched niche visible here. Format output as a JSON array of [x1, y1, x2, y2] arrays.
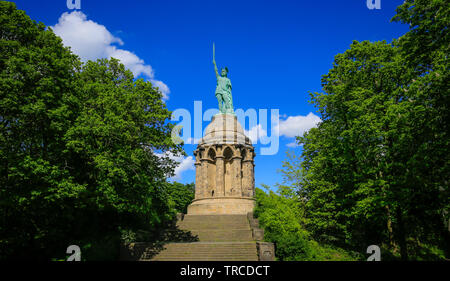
[[241, 148, 246, 160], [223, 146, 233, 160], [207, 147, 216, 160], [223, 146, 234, 196]]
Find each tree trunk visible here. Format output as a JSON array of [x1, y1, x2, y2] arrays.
[[396, 208, 408, 260], [385, 204, 398, 253]]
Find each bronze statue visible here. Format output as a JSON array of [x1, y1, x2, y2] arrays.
[[213, 43, 234, 114]]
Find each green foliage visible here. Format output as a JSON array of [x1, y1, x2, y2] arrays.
[[80, 234, 121, 261], [392, 0, 449, 72], [255, 186, 310, 261], [256, 1, 450, 260], [300, 40, 405, 250], [255, 185, 358, 261], [166, 182, 195, 214], [297, 0, 449, 260], [0, 2, 182, 260]]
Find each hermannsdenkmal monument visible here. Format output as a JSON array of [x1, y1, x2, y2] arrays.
[[186, 43, 256, 215], [121, 44, 275, 261]]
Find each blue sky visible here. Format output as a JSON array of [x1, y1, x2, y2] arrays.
[[12, 0, 410, 189]]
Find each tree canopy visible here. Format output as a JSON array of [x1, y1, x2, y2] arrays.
[[0, 1, 184, 260], [295, 0, 449, 260], [166, 181, 195, 214], [255, 0, 449, 261]]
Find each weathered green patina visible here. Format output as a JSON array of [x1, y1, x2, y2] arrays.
[[213, 43, 234, 114]]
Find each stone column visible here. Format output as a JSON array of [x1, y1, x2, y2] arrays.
[[231, 147, 242, 197], [250, 148, 255, 197], [215, 145, 225, 197], [215, 156, 224, 197], [250, 162, 255, 197], [194, 150, 202, 199], [242, 147, 254, 197], [200, 156, 209, 198], [242, 161, 252, 197]]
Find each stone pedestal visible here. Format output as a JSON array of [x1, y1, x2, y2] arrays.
[[187, 197, 255, 215], [188, 114, 256, 215]]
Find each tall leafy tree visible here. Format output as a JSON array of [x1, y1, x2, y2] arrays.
[[386, 0, 450, 259], [0, 2, 182, 260], [392, 0, 450, 248], [300, 41, 408, 254], [0, 1, 83, 259], [298, 0, 449, 260]]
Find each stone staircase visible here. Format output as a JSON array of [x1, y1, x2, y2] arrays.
[[120, 213, 275, 261], [150, 214, 258, 261], [148, 242, 258, 261]]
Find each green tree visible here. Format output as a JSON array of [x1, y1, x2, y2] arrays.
[[297, 0, 449, 260], [65, 58, 183, 259], [0, 1, 84, 259], [255, 183, 358, 261], [301, 40, 410, 254], [393, 0, 450, 258], [254, 185, 311, 261], [254, 151, 358, 261], [392, 0, 449, 73], [0, 2, 182, 260], [166, 182, 195, 214]]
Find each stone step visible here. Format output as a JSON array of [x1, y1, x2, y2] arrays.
[[153, 256, 257, 259], [161, 243, 257, 247], [186, 229, 253, 241], [177, 222, 250, 229], [177, 215, 250, 230], [152, 257, 258, 261], [121, 214, 270, 261], [158, 247, 257, 252], [146, 242, 258, 261], [156, 249, 257, 253], [154, 252, 257, 256], [181, 214, 249, 219]]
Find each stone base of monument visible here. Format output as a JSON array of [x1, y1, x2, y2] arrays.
[[187, 197, 255, 215], [120, 213, 276, 261], [120, 108, 280, 260]]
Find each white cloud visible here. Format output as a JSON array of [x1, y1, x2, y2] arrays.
[[155, 152, 195, 181], [150, 79, 170, 101], [245, 124, 267, 144], [286, 141, 300, 148], [51, 11, 122, 61], [243, 112, 319, 147], [51, 11, 170, 100], [172, 156, 195, 181], [105, 47, 154, 78], [276, 112, 321, 138]]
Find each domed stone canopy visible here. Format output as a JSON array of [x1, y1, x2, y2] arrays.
[[201, 114, 251, 145], [188, 113, 256, 215]]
